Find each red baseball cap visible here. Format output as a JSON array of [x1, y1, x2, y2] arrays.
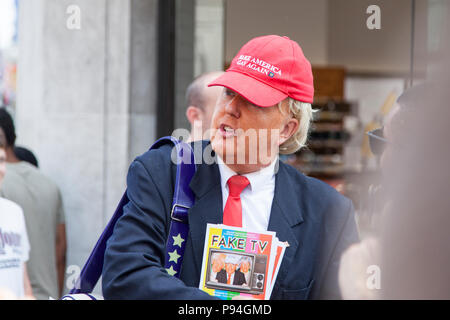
[[208, 35, 314, 107]]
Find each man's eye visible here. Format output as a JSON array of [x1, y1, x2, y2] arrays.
[[225, 89, 235, 97]]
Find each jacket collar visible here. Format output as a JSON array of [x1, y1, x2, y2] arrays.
[[269, 162, 304, 228], [266, 162, 304, 286], [188, 154, 223, 273]]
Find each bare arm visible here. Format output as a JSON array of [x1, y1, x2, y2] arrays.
[[56, 223, 67, 296], [23, 263, 34, 299]]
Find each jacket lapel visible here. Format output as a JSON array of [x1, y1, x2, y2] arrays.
[[187, 157, 223, 274], [267, 162, 304, 286]]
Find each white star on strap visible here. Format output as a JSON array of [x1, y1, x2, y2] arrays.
[[172, 233, 185, 248], [166, 265, 177, 276], [168, 249, 181, 263]]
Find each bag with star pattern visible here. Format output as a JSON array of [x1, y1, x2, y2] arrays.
[[61, 137, 196, 300]]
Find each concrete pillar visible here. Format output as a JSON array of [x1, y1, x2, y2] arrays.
[[16, 0, 158, 295], [194, 0, 225, 77], [174, 0, 195, 132], [129, 0, 158, 162]]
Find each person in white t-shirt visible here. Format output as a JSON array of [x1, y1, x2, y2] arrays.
[[0, 140, 33, 299]]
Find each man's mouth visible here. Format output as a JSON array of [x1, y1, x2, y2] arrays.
[[219, 124, 237, 138]]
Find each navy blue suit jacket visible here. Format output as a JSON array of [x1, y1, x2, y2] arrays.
[[102, 141, 359, 299]]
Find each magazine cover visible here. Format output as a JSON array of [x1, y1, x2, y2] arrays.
[[199, 224, 285, 300]]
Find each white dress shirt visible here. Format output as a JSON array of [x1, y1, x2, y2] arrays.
[[217, 156, 277, 232]]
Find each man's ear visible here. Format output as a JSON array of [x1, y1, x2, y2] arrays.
[[279, 117, 299, 146], [186, 106, 203, 125]]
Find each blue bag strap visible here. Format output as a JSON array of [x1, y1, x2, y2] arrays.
[[70, 136, 196, 294]]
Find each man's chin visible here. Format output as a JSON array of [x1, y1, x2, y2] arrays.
[[210, 138, 231, 161]]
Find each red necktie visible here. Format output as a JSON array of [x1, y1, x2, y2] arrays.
[[223, 175, 250, 227]]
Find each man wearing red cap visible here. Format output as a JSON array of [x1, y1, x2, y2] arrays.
[[103, 35, 359, 300]]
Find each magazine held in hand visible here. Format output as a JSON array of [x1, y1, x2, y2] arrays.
[[199, 224, 287, 300]]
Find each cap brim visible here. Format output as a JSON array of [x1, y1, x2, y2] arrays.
[[208, 71, 288, 108]]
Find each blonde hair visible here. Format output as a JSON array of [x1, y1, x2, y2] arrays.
[[278, 98, 315, 154]]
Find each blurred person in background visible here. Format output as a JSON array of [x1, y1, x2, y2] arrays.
[[185, 71, 224, 142], [13, 146, 39, 168], [339, 85, 423, 299], [339, 74, 450, 299], [0, 138, 34, 300], [379, 74, 450, 299], [0, 108, 66, 299]]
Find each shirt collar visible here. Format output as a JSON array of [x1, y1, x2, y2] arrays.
[[217, 155, 278, 193]]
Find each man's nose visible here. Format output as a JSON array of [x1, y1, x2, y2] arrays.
[[224, 96, 241, 118]]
